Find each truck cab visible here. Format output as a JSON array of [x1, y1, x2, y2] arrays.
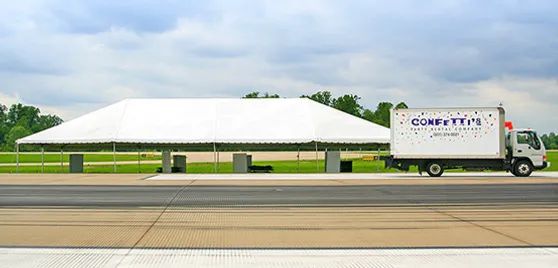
[[507, 129, 549, 176]]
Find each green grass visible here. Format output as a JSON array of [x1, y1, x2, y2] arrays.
[[0, 159, 406, 174], [1, 151, 555, 174], [0, 153, 161, 163], [546, 151, 558, 170]]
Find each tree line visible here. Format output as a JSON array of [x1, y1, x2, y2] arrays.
[[0, 103, 63, 151], [541, 133, 558, 150], [244, 91, 407, 128]]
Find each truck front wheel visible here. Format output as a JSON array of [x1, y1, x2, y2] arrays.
[[426, 162, 444, 177], [514, 160, 533, 177]]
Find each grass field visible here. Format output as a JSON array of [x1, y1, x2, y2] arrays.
[[0, 159, 394, 174], [0, 153, 161, 163], [0, 152, 555, 174]]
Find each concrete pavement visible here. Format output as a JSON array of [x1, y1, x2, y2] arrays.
[[1, 172, 558, 186], [0, 177, 556, 248], [0, 173, 557, 267], [1, 247, 557, 268]]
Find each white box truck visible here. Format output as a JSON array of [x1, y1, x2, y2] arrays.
[[384, 107, 550, 177]]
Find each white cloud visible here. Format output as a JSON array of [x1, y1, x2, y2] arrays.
[[0, 1, 557, 133], [461, 77, 558, 133], [0, 91, 20, 106]]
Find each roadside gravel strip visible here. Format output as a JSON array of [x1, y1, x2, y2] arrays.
[[1, 172, 557, 186], [150, 171, 558, 180]]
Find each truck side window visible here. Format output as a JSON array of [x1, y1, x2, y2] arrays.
[[517, 132, 529, 144], [517, 131, 541, 150]]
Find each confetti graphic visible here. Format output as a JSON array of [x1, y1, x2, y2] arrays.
[[393, 109, 502, 157]]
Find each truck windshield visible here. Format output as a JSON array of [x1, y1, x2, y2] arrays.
[[517, 131, 541, 150]]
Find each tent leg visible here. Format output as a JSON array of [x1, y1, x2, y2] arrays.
[[217, 145, 220, 173], [213, 143, 217, 173], [113, 143, 116, 173], [137, 146, 141, 174], [377, 147, 381, 172], [315, 143, 319, 173], [41, 146, 45, 173], [15, 143, 19, 173], [297, 146, 301, 173], [60, 147, 64, 173]]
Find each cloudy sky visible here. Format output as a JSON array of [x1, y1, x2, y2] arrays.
[[0, 0, 557, 133]]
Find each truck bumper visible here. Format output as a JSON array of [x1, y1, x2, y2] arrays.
[[537, 161, 550, 170]]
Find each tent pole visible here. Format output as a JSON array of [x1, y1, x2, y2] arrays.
[[112, 142, 116, 173], [60, 147, 63, 173], [377, 146, 381, 172], [216, 144, 220, 173], [15, 143, 19, 173], [137, 146, 141, 174], [41, 145, 45, 173], [315, 142, 318, 173], [213, 143, 217, 173], [297, 145, 300, 173]]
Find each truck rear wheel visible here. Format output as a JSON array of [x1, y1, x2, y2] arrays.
[[426, 162, 444, 177], [514, 160, 533, 177]]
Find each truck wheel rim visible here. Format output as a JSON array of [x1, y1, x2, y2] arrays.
[[518, 164, 530, 174], [430, 164, 441, 174]]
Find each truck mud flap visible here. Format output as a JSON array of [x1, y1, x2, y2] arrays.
[[382, 156, 410, 172], [381, 156, 393, 169]]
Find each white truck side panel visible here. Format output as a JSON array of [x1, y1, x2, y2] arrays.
[[391, 107, 505, 159]]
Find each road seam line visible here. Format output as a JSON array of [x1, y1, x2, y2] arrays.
[[114, 179, 196, 267], [429, 207, 535, 246]]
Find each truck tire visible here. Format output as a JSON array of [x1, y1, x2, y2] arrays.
[[426, 162, 444, 177], [514, 160, 533, 177]]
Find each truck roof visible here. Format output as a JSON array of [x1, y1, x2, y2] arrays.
[[393, 107, 504, 112]]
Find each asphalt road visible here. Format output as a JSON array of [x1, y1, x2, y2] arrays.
[[1, 183, 557, 207]]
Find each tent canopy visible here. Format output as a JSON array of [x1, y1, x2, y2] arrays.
[[17, 98, 390, 146]]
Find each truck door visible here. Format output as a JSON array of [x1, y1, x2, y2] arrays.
[[514, 131, 544, 167]]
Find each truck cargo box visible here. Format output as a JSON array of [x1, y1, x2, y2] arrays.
[[391, 107, 505, 159]]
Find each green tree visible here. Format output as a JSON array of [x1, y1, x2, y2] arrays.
[[0, 104, 6, 121], [363, 102, 409, 127], [0, 104, 7, 145], [542, 132, 558, 149], [550, 133, 558, 149], [371, 102, 394, 127], [6, 103, 44, 134], [3, 125, 31, 151], [301, 91, 333, 106], [243, 91, 260, 98], [35, 114, 63, 132], [243, 91, 280, 98], [0, 103, 64, 151], [331, 94, 363, 117], [362, 108, 376, 122], [542, 133, 549, 148], [395, 102, 408, 109]]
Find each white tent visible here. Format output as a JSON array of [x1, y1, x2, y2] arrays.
[[17, 98, 390, 145]]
